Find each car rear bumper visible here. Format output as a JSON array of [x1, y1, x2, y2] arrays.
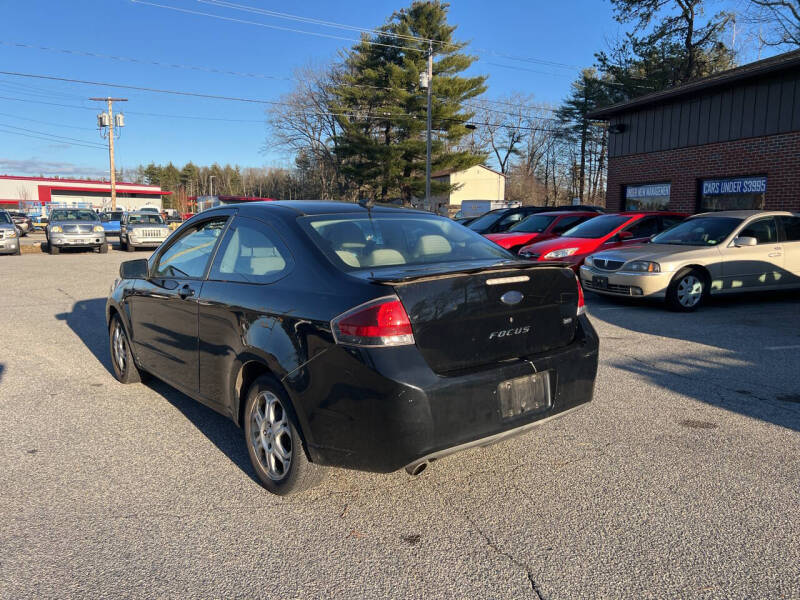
[[289, 314, 599, 473], [579, 265, 670, 298]]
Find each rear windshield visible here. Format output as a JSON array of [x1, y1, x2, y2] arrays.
[[301, 214, 512, 270], [466, 210, 503, 231], [509, 215, 555, 233], [129, 214, 165, 224], [651, 217, 742, 246], [50, 209, 98, 221], [562, 215, 630, 239], [0, 212, 11, 224]]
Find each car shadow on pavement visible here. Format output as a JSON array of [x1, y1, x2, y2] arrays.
[[587, 289, 800, 432], [56, 298, 114, 375], [0, 363, 4, 384], [56, 297, 259, 484], [144, 378, 259, 484]]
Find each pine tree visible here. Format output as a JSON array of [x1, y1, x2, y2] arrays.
[[332, 1, 487, 204], [557, 70, 612, 203]]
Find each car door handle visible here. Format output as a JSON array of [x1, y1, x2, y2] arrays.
[[178, 285, 194, 299]]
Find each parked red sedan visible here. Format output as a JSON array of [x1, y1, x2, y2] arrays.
[[518, 211, 687, 270], [485, 211, 600, 254]]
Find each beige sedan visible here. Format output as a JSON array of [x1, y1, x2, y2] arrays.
[[579, 210, 800, 310]]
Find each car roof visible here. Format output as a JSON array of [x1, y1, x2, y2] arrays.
[[613, 211, 688, 216], [233, 200, 430, 217], [534, 210, 600, 217], [689, 209, 795, 219]]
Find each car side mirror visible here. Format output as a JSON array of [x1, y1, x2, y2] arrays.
[[120, 258, 149, 279], [733, 236, 757, 247], [618, 230, 634, 240]]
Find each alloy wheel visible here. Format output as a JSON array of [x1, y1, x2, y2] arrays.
[[676, 275, 703, 308], [250, 391, 293, 481], [112, 321, 127, 373]]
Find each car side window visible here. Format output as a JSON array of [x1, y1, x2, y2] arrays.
[[551, 216, 586, 235], [626, 216, 660, 238], [739, 218, 778, 244], [660, 216, 684, 231], [209, 217, 292, 284], [152, 218, 228, 279], [497, 212, 524, 230], [778, 216, 800, 242]]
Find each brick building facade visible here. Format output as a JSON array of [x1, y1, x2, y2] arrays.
[[590, 50, 800, 214]]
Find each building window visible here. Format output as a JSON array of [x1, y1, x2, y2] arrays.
[[624, 182, 671, 211], [699, 176, 766, 211]]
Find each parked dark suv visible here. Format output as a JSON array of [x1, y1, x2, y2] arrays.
[[106, 201, 599, 496]]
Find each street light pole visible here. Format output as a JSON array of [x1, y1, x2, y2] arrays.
[[209, 175, 215, 197], [425, 41, 433, 212]]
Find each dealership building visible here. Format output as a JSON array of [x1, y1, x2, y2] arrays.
[[0, 175, 167, 215], [589, 49, 800, 214]]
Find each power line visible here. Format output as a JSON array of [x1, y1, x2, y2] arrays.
[[0, 70, 564, 132], [1, 39, 568, 116], [0, 125, 106, 150], [0, 110, 97, 131], [130, 0, 425, 53], [190, 0, 582, 69]]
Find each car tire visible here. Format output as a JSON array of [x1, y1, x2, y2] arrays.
[[99, 243, 108, 254], [666, 267, 707, 312], [14, 243, 21, 255], [109, 314, 148, 384], [244, 375, 325, 496], [49, 244, 59, 255], [126, 242, 135, 252]]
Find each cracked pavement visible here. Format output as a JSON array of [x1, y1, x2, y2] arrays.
[[1, 251, 799, 599]]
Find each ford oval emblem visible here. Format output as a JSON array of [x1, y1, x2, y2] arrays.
[[500, 290, 524, 306]]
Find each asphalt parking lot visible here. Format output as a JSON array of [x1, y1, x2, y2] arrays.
[[1, 249, 799, 599]]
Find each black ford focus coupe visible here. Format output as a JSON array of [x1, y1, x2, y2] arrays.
[[107, 201, 599, 495]]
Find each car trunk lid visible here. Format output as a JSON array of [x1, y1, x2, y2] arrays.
[[361, 261, 580, 374]]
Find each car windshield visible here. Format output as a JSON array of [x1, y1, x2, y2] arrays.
[[50, 209, 98, 221], [129, 214, 165, 224], [562, 215, 631, 239], [466, 210, 503, 231], [302, 214, 513, 270], [651, 217, 742, 246], [0, 212, 11, 224], [508, 215, 556, 233]]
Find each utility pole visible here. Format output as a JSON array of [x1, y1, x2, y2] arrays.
[[209, 175, 215, 197], [425, 42, 433, 212], [92, 97, 127, 211]]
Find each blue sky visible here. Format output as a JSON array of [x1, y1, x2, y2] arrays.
[[0, 0, 762, 179]]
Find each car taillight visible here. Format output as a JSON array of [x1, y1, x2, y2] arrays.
[[331, 296, 415, 347], [575, 274, 586, 316]]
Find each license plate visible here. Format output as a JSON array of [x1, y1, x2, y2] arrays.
[[498, 371, 552, 420], [592, 275, 608, 289]]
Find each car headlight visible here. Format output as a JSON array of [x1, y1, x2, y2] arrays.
[[626, 261, 661, 273], [584, 256, 594, 267], [7, 229, 17, 238], [543, 247, 579, 260], [93, 225, 105, 232], [50, 225, 62, 233]]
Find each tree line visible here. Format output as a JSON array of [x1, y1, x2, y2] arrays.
[[130, 0, 799, 211]]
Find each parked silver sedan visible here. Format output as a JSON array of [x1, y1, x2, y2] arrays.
[[119, 211, 170, 252], [580, 210, 800, 311], [46, 208, 107, 255], [0, 209, 21, 255]]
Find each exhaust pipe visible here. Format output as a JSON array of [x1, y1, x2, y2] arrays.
[[405, 460, 429, 476]]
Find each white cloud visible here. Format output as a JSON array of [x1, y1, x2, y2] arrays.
[[0, 157, 107, 179]]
